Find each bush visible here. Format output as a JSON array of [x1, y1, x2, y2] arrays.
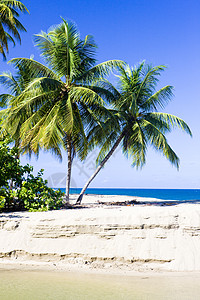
[[0, 138, 24, 188], [19, 170, 64, 212], [0, 138, 65, 212], [0, 195, 6, 210]]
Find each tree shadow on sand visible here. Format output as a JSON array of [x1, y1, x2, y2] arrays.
[[98, 199, 200, 207], [0, 213, 28, 219], [67, 199, 200, 209]]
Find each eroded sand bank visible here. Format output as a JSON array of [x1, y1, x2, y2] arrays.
[[0, 194, 200, 275]]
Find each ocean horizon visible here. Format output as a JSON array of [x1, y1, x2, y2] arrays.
[[57, 188, 200, 201]]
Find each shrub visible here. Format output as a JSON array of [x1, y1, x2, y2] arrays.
[[0, 138, 65, 212], [19, 170, 64, 212]]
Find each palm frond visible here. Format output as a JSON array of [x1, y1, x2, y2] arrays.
[[141, 86, 174, 111], [148, 112, 192, 136], [0, 1, 29, 13], [0, 93, 14, 107], [9, 58, 60, 80], [96, 130, 120, 166], [70, 86, 104, 106], [0, 71, 21, 93], [89, 79, 121, 104], [76, 60, 126, 84], [141, 119, 180, 168], [0, 1, 28, 58], [134, 64, 166, 103], [124, 122, 147, 168]]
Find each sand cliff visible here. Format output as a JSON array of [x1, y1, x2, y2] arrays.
[[0, 195, 200, 274]]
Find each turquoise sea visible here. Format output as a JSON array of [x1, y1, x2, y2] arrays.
[[62, 188, 200, 201]]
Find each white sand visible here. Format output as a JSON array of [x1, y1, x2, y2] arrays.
[[0, 194, 200, 275]]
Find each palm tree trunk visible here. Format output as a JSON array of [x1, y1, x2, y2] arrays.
[[76, 132, 125, 204], [65, 137, 72, 203]]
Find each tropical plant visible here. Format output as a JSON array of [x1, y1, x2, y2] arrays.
[[0, 0, 29, 59], [0, 19, 124, 201], [0, 63, 36, 152], [0, 137, 64, 212], [18, 169, 64, 212], [0, 136, 22, 188], [76, 62, 192, 204], [0, 66, 33, 189]]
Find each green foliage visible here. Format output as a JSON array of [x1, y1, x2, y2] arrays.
[[19, 170, 64, 212], [0, 139, 64, 212], [76, 62, 192, 203], [0, 137, 22, 187], [0, 0, 29, 59], [0, 195, 5, 209], [0, 18, 124, 200], [90, 62, 192, 169], [0, 19, 124, 160]]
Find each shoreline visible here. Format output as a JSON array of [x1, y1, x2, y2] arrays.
[[1, 194, 200, 276], [1, 261, 200, 279]]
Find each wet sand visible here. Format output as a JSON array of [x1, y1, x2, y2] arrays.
[[0, 268, 200, 300]]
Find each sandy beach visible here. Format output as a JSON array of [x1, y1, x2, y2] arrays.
[[0, 194, 200, 276]]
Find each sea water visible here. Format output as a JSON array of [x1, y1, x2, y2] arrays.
[[0, 269, 200, 300], [66, 188, 200, 201]]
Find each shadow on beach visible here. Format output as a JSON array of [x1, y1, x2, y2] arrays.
[[133, 199, 200, 207], [2, 198, 200, 215], [65, 198, 200, 209], [0, 213, 27, 219]]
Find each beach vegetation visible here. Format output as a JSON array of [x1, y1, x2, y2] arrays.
[[0, 0, 29, 59], [0, 18, 123, 202], [76, 62, 192, 203], [0, 137, 64, 212], [0, 18, 192, 207], [0, 61, 42, 153]]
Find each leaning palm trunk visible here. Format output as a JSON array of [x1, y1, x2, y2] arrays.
[[65, 137, 73, 203], [76, 132, 125, 204]]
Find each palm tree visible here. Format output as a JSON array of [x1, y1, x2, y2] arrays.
[[76, 62, 192, 204], [0, 0, 29, 59], [1, 19, 123, 201]]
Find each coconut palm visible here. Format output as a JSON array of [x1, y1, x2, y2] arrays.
[[1, 19, 123, 201], [0, 0, 29, 59], [76, 62, 192, 204]]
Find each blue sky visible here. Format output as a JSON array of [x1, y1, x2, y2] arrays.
[[1, 0, 200, 189]]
